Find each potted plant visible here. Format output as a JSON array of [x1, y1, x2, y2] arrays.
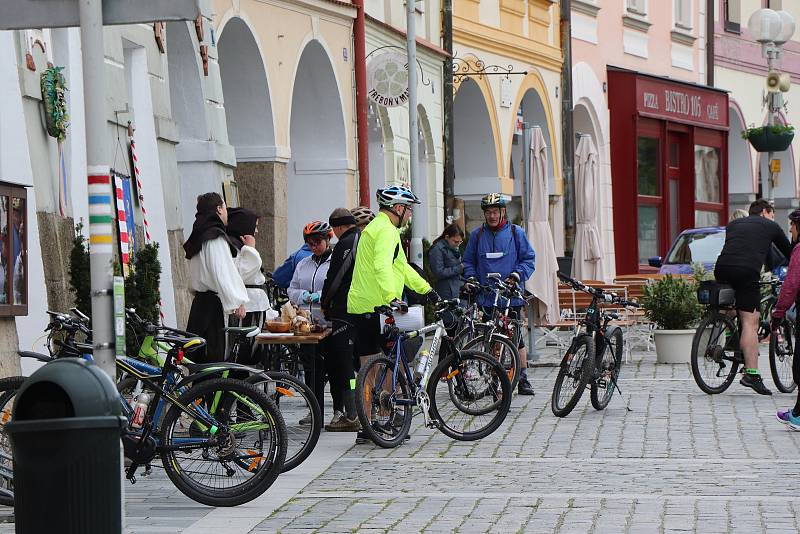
[[640, 275, 702, 364], [741, 124, 795, 153]]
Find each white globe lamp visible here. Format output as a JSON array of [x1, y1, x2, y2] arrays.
[[774, 11, 796, 45], [748, 8, 782, 43]]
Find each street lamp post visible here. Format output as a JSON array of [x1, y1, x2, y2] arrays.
[[747, 8, 796, 202]]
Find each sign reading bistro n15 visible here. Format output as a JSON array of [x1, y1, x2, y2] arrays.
[[367, 51, 409, 107]]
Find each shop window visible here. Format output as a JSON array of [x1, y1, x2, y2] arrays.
[[724, 0, 740, 33], [674, 0, 691, 30], [637, 135, 661, 263], [0, 185, 27, 316], [694, 145, 723, 227], [637, 137, 660, 196]]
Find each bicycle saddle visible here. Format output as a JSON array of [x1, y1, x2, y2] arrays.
[[224, 326, 261, 338]]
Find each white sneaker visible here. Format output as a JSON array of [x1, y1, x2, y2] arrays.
[[328, 410, 343, 426]]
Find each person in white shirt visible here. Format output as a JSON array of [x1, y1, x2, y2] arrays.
[[183, 192, 248, 363], [288, 221, 333, 424]]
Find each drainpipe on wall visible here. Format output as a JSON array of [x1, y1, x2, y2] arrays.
[[706, 0, 714, 86], [353, 0, 370, 206], [560, 0, 575, 256], [442, 0, 454, 223]]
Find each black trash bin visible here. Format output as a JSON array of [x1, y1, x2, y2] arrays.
[[8, 358, 126, 533]]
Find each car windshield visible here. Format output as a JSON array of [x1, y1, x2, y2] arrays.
[[664, 231, 725, 265]]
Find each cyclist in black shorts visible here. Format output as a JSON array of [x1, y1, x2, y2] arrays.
[[714, 199, 792, 395]]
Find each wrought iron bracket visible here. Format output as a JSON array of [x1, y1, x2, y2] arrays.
[[452, 54, 527, 83], [365, 45, 432, 87]]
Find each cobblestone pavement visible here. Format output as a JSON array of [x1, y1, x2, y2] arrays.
[[4, 350, 800, 533]]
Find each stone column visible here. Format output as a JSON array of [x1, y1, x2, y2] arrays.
[[234, 161, 289, 271]]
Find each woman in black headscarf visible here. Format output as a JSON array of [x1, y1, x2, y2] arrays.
[[183, 192, 248, 363], [226, 207, 274, 364]]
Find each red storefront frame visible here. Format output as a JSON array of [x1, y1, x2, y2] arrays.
[[608, 67, 729, 274]]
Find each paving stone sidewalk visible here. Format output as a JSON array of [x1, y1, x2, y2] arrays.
[[3, 350, 800, 533]]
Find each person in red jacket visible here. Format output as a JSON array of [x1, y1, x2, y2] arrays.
[[772, 209, 800, 428]]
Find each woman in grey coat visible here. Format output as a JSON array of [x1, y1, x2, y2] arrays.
[[428, 224, 465, 300]]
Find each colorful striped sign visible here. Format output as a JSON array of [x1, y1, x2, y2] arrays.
[[87, 166, 113, 255], [113, 173, 131, 265]]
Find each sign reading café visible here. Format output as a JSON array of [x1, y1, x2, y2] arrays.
[[636, 77, 728, 129]]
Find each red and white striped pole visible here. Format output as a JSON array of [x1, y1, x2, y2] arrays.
[[128, 124, 165, 324]]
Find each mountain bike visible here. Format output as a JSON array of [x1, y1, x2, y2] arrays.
[[691, 278, 794, 394], [551, 273, 640, 417], [124, 309, 321, 472], [453, 274, 526, 390], [355, 299, 512, 448]]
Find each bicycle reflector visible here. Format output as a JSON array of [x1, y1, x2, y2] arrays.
[[176, 348, 185, 364]]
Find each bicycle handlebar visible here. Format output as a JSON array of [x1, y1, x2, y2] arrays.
[[557, 271, 640, 309]]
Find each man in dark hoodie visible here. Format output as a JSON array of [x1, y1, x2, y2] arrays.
[[320, 208, 361, 432], [183, 192, 248, 363]]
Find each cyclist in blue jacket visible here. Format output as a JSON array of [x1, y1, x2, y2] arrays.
[[272, 243, 312, 289], [463, 193, 536, 395]]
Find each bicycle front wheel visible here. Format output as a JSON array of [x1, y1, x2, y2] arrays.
[[355, 355, 413, 449], [427, 349, 512, 441], [247, 371, 322, 472], [590, 328, 623, 411], [691, 312, 739, 394], [159, 378, 287, 507], [770, 321, 797, 393], [461, 335, 521, 391], [551, 335, 593, 417], [0, 376, 25, 507]]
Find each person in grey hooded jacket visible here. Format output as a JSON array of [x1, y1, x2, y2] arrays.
[[428, 224, 465, 300]]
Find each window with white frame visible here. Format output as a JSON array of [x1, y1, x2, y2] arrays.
[[627, 0, 647, 16], [675, 0, 691, 30]]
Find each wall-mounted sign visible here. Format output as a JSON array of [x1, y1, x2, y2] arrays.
[[500, 77, 513, 108], [636, 78, 728, 129], [367, 51, 409, 107]]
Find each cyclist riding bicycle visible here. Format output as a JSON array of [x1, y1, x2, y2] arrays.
[[773, 209, 800, 427], [714, 198, 792, 395], [347, 185, 439, 444], [463, 193, 536, 396]]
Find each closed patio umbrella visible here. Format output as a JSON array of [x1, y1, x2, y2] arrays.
[[526, 127, 560, 324], [572, 135, 603, 280]]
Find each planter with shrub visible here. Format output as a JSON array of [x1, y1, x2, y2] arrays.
[[742, 124, 795, 153], [640, 275, 702, 364]]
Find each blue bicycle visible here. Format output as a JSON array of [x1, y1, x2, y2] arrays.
[[355, 299, 512, 448], [5, 311, 288, 507]]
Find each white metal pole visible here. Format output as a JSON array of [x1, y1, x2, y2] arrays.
[[79, 0, 115, 377], [407, 0, 424, 265], [522, 125, 537, 360]]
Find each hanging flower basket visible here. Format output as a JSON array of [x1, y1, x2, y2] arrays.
[[742, 125, 795, 153], [40, 66, 69, 141]]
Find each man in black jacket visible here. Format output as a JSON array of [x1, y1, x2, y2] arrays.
[[321, 208, 361, 432], [715, 198, 792, 395]]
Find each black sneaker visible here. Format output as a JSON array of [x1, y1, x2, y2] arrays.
[[740, 373, 773, 395], [518, 379, 535, 396]]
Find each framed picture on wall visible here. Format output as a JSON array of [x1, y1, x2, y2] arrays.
[[223, 180, 240, 208]]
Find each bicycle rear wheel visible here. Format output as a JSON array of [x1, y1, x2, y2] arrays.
[[769, 321, 797, 394], [247, 371, 321, 472], [461, 335, 521, 391], [427, 350, 512, 441], [590, 328, 623, 411], [551, 335, 593, 417], [159, 378, 287, 507], [691, 312, 740, 394], [355, 355, 413, 449]]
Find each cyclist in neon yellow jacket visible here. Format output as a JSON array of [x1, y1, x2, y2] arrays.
[[347, 185, 439, 444]]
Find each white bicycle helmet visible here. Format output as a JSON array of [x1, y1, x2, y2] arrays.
[[376, 185, 421, 208]]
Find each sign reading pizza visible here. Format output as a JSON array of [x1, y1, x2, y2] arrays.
[[367, 51, 409, 107]]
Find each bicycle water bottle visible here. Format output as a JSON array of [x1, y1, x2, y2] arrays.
[[131, 392, 151, 428], [416, 350, 430, 376]]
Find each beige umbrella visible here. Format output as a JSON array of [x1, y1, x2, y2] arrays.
[[572, 135, 603, 280], [526, 127, 560, 324]]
